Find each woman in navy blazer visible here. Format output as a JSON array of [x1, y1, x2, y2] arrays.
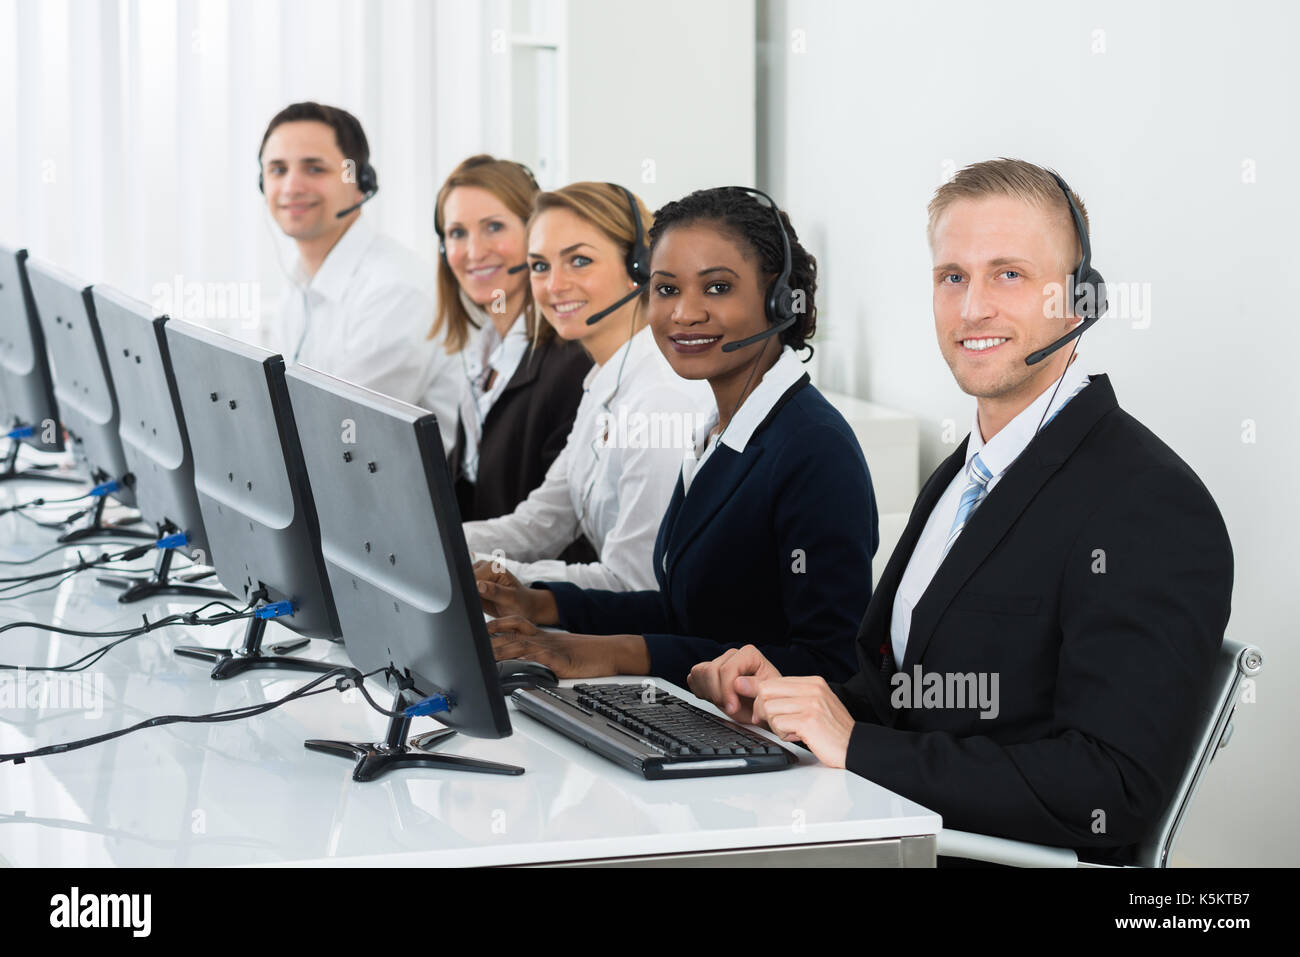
[[479, 187, 878, 688]]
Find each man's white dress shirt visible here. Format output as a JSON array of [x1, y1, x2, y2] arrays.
[[274, 215, 459, 453], [889, 357, 1092, 667]]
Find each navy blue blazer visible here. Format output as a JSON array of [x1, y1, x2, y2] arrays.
[[540, 374, 879, 688]]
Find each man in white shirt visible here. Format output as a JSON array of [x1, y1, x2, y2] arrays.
[[257, 102, 458, 452]]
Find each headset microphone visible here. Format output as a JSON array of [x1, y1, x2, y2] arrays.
[[582, 184, 650, 326], [1024, 171, 1107, 366], [334, 188, 377, 219], [719, 187, 797, 353], [507, 263, 529, 274]]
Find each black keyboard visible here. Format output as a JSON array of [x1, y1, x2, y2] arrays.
[[511, 682, 798, 779]]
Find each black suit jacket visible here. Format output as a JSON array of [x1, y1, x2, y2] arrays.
[[834, 374, 1233, 863], [450, 335, 595, 562]]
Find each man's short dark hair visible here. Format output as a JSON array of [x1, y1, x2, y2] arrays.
[[258, 101, 370, 168]]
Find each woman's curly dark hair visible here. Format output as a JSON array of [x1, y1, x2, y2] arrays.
[[647, 187, 817, 358]]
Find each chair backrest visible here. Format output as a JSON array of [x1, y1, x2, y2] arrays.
[[1136, 637, 1262, 867]]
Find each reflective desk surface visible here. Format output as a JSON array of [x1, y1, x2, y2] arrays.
[[0, 462, 940, 867]]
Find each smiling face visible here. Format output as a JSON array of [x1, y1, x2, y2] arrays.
[[260, 120, 363, 241], [647, 222, 773, 380], [931, 194, 1081, 410], [526, 205, 638, 345], [441, 185, 529, 308]]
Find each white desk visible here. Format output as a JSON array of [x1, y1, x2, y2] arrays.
[[0, 469, 941, 868]]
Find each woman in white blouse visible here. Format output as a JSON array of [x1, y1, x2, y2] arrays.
[[464, 182, 711, 591]]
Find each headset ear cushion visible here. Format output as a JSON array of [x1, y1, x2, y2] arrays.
[[1075, 266, 1107, 319], [769, 279, 795, 325], [258, 171, 264, 195], [628, 244, 650, 286]]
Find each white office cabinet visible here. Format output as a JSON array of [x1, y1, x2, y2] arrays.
[[822, 390, 920, 587], [487, 0, 756, 206]]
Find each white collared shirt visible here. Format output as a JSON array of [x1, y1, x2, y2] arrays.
[[889, 357, 1093, 667], [463, 325, 713, 590], [274, 215, 459, 453], [456, 307, 531, 483], [680, 345, 807, 494]]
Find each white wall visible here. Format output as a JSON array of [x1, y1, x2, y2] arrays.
[[564, 0, 755, 210], [759, 0, 1299, 865], [0, 0, 498, 338]]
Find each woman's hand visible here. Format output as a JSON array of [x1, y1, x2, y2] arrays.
[[473, 561, 560, 624], [487, 616, 650, 678]]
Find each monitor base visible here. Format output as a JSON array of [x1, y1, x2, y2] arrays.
[[174, 612, 332, 680], [306, 682, 524, 781]]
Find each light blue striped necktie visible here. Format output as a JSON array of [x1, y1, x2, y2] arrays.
[[942, 376, 1090, 558]]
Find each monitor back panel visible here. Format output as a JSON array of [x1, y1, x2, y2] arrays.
[[286, 364, 510, 739], [164, 319, 340, 640], [25, 259, 133, 504], [0, 246, 64, 452], [93, 287, 210, 558]]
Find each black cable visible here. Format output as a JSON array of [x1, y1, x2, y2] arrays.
[[0, 539, 156, 566], [9, 508, 71, 530], [0, 600, 254, 672], [0, 666, 376, 766], [354, 672, 407, 718], [0, 489, 91, 516], [0, 543, 154, 585]]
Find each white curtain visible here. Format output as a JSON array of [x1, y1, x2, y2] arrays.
[[0, 0, 504, 338]]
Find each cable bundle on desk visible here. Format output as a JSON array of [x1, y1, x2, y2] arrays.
[[0, 665, 379, 766], [0, 598, 254, 672]]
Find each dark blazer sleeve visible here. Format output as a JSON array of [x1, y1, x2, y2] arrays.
[[841, 465, 1233, 851], [541, 582, 672, 636], [643, 422, 875, 688]]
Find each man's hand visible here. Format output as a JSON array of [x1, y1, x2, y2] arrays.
[[750, 676, 855, 769], [687, 645, 783, 724], [487, 616, 649, 678], [473, 561, 559, 624]]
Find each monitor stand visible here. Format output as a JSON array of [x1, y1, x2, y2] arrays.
[[56, 494, 154, 543], [305, 675, 524, 781], [97, 531, 235, 604], [0, 440, 82, 484], [174, 603, 337, 679]]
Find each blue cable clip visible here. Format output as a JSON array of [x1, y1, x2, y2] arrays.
[[254, 600, 295, 620], [405, 694, 453, 718], [7, 426, 35, 440], [89, 480, 119, 497], [155, 531, 190, 550]]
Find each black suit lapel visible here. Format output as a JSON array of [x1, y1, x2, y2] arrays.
[[901, 374, 1118, 671], [662, 374, 810, 585]]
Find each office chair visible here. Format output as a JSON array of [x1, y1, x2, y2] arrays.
[[937, 637, 1263, 868]]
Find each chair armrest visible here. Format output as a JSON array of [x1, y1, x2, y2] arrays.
[[937, 828, 1079, 867]]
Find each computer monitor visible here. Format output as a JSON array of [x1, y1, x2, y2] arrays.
[[162, 318, 342, 679], [0, 245, 78, 483], [285, 364, 519, 781], [24, 258, 153, 542], [91, 286, 232, 605]]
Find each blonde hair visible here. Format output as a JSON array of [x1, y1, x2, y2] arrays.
[[430, 155, 545, 352], [927, 158, 1089, 267], [526, 182, 654, 342]]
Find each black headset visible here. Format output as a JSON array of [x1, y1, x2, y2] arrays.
[[1024, 172, 1107, 366], [435, 159, 540, 270], [582, 183, 651, 325], [718, 186, 798, 353], [258, 110, 378, 219]]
